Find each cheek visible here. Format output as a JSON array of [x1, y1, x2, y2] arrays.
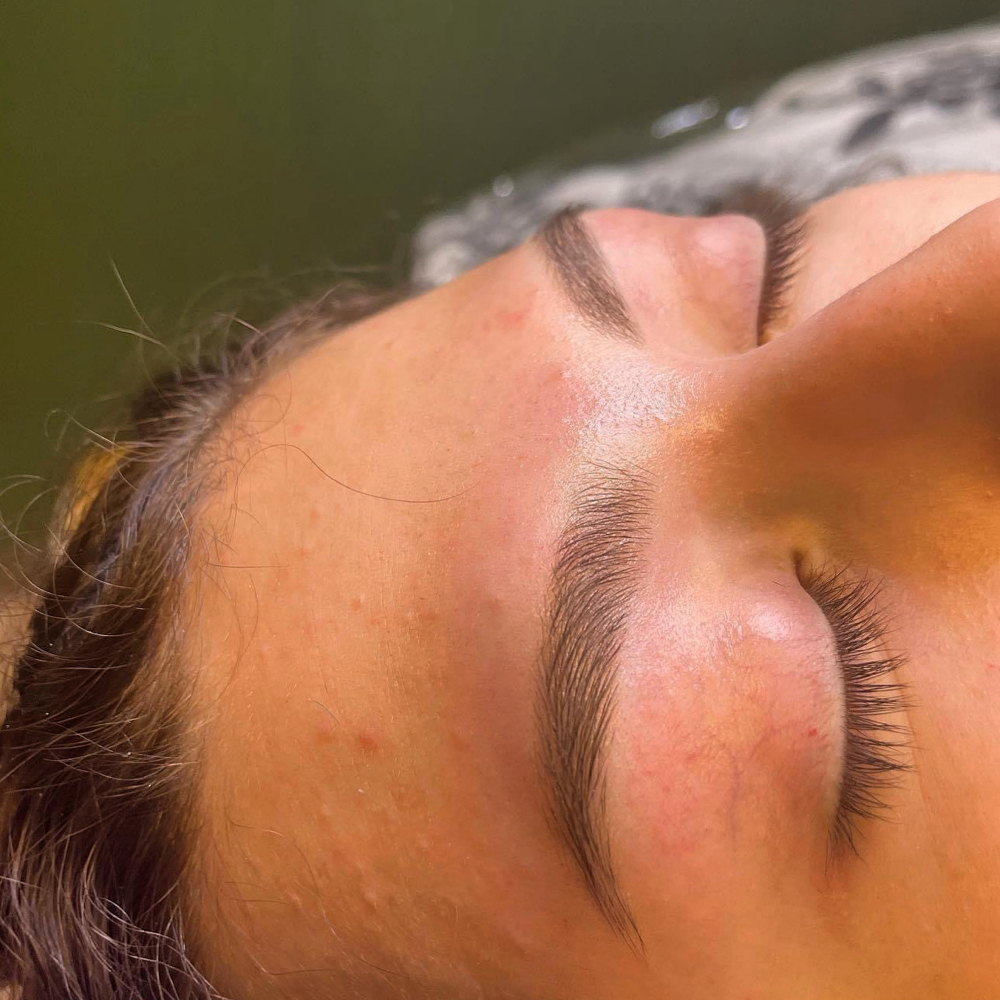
[[610, 585, 838, 921]]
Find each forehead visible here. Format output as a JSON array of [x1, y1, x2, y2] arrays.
[[187, 250, 621, 977]]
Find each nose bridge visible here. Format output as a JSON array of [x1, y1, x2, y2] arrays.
[[695, 200, 1000, 556], [752, 199, 1000, 450]]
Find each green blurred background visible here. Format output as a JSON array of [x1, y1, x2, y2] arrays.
[[2, 1, 998, 527]]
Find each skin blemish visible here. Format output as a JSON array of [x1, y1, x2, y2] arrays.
[[314, 727, 335, 747], [497, 306, 528, 328], [807, 727, 819, 738], [311, 701, 338, 745], [356, 731, 381, 755]]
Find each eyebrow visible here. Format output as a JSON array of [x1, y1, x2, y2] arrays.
[[531, 187, 805, 948], [534, 460, 653, 951], [536, 207, 641, 344]]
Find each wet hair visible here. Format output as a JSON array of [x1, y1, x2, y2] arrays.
[[0, 282, 398, 1000]]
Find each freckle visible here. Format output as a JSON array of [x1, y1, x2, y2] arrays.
[[350, 597, 362, 612], [356, 731, 380, 754]]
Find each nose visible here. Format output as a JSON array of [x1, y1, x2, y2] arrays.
[[580, 207, 769, 357], [708, 198, 1000, 569]]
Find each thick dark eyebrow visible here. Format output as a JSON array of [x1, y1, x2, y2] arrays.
[[536, 207, 641, 344], [534, 461, 652, 951]]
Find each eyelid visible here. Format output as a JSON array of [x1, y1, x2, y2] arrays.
[[797, 562, 913, 858], [705, 185, 809, 344]]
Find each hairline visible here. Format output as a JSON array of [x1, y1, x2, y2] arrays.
[[0, 284, 400, 1000]]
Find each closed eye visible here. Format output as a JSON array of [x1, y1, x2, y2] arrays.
[[798, 562, 913, 858], [705, 184, 809, 344]]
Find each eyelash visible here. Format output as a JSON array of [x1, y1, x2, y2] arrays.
[[798, 563, 912, 857], [757, 207, 807, 340]]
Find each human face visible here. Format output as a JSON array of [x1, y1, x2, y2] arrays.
[[195, 173, 1000, 1000]]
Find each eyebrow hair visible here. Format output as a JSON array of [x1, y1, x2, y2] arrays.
[[534, 461, 653, 951], [536, 207, 640, 343]]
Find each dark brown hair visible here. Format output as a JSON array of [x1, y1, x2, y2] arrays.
[[0, 282, 398, 1000]]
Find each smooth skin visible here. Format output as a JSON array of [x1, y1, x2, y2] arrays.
[[191, 173, 1000, 1000]]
